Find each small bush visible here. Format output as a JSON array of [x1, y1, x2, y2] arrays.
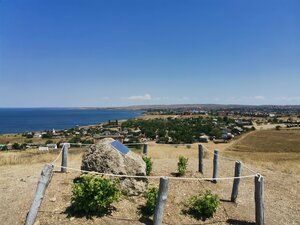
[[141, 186, 158, 216], [71, 174, 121, 214], [178, 155, 188, 176], [12, 143, 21, 150], [188, 190, 220, 219], [0, 145, 7, 151], [186, 144, 192, 149], [142, 156, 153, 176]]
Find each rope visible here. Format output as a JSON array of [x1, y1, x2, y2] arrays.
[[66, 142, 146, 146], [50, 145, 64, 164], [201, 144, 257, 175], [52, 143, 259, 177], [51, 164, 257, 181]]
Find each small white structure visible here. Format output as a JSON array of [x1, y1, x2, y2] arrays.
[[33, 133, 42, 138], [199, 135, 209, 143], [39, 146, 49, 151]]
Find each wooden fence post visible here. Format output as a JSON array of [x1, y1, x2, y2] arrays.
[[143, 144, 148, 155], [61, 144, 68, 172], [231, 161, 242, 202], [153, 176, 169, 225], [24, 164, 53, 225], [198, 144, 204, 174], [255, 175, 264, 225], [212, 150, 219, 183]]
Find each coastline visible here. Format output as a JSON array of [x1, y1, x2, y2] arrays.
[[0, 108, 144, 135]]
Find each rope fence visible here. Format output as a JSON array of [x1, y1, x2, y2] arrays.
[[51, 164, 257, 181], [25, 143, 265, 225]]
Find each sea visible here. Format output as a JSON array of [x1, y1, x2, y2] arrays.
[[0, 108, 143, 134]]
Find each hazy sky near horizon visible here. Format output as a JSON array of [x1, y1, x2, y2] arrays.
[[1, 0, 299, 107]]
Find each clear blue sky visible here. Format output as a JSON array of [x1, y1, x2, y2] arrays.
[[1, 0, 299, 107]]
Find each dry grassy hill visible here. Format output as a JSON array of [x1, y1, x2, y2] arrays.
[[0, 130, 299, 224], [226, 129, 300, 174]]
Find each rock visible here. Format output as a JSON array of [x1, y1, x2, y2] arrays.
[[81, 138, 147, 195], [49, 197, 56, 202]]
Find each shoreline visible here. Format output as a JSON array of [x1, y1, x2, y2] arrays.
[[0, 109, 144, 136]]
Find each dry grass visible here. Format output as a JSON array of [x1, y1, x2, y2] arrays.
[[0, 148, 85, 166], [0, 134, 46, 145], [226, 129, 300, 174]]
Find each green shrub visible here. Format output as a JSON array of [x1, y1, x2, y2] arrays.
[[12, 143, 21, 150], [178, 155, 188, 176], [188, 190, 220, 219], [0, 145, 7, 151], [71, 174, 121, 214], [142, 186, 158, 216], [142, 156, 153, 176]]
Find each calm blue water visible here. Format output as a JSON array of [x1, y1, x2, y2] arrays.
[[0, 108, 142, 134]]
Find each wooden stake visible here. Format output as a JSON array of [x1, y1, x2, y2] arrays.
[[61, 144, 68, 172], [198, 144, 204, 174], [231, 161, 242, 202], [143, 144, 148, 155], [212, 150, 219, 183], [255, 175, 264, 225], [24, 164, 53, 225], [153, 176, 169, 225]]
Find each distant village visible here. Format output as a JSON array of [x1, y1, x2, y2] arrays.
[[0, 105, 299, 151]]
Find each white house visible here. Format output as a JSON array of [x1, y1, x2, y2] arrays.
[[39, 146, 49, 151], [33, 133, 42, 138]]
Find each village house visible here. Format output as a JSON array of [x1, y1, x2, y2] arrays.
[[199, 135, 209, 143], [38, 146, 49, 151], [33, 132, 42, 138]]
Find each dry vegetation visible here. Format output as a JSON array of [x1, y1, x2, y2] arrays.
[[0, 148, 84, 166], [226, 129, 300, 174], [1, 129, 300, 224]]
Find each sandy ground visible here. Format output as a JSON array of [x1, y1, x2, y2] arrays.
[[1, 140, 300, 225]]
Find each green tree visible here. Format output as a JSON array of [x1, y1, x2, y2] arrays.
[[210, 128, 221, 138]]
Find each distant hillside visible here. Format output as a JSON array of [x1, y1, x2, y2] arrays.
[[96, 104, 300, 112]]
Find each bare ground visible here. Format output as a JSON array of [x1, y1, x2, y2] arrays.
[[0, 139, 300, 225]]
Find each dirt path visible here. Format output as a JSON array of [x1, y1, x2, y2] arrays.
[[0, 163, 45, 225]]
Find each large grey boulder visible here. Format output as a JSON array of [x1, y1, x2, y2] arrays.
[[81, 138, 147, 195]]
